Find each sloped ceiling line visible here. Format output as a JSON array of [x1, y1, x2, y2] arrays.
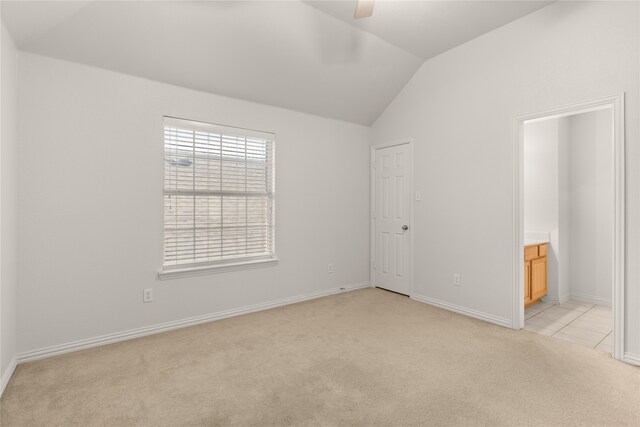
[[2, 1, 551, 125]]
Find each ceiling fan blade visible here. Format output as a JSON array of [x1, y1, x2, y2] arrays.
[[354, 0, 375, 19]]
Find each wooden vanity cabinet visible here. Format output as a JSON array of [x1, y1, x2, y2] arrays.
[[524, 243, 548, 307], [524, 261, 532, 305]]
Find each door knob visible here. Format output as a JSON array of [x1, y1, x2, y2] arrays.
[[402, 225, 409, 231]]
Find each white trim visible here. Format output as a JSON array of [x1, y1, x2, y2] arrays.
[[158, 257, 278, 280], [411, 294, 512, 328], [0, 357, 17, 398], [512, 93, 626, 363], [16, 282, 370, 364], [164, 116, 275, 140], [512, 111, 525, 330], [569, 292, 612, 307], [370, 139, 414, 297], [372, 139, 413, 150], [611, 93, 626, 362], [623, 352, 640, 367], [370, 146, 375, 289], [524, 103, 612, 124]]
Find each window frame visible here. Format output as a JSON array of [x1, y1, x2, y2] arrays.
[[158, 116, 277, 280]]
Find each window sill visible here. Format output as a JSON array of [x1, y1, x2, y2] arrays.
[[158, 258, 279, 280]]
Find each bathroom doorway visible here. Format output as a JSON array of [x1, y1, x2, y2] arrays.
[[512, 94, 625, 361]]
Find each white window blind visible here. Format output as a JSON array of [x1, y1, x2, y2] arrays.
[[163, 117, 275, 269]]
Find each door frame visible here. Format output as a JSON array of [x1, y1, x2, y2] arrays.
[[370, 139, 414, 296], [512, 93, 626, 361]]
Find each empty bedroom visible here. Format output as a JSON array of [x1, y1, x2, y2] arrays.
[[1, 1, 639, 426]]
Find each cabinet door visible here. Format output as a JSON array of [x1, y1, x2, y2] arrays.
[[531, 257, 547, 301], [524, 261, 532, 305]]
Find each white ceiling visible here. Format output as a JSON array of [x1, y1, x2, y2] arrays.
[[306, 1, 553, 60], [1, 1, 552, 125]]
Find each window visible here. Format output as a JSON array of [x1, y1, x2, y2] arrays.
[[161, 117, 275, 277]]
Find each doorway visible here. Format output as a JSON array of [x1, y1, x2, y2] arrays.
[[513, 94, 625, 361], [371, 140, 413, 296]]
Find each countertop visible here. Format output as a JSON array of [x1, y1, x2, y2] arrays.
[[525, 239, 549, 247]]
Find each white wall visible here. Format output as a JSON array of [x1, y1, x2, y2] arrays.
[[568, 109, 613, 304], [371, 1, 640, 354], [524, 118, 559, 300], [17, 53, 371, 355], [1, 21, 19, 383]]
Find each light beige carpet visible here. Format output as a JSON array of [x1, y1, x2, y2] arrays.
[[1, 288, 639, 426]]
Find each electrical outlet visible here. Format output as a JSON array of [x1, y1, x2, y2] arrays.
[[415, 191, 422, 201], [143, 288, 153, 303], [453, 274, 461, 286], [328, 264, 333, 273]]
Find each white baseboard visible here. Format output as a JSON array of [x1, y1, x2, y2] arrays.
[[570, 292, 612, 306], [17, 282, 371, 364], [0, 357, 17, 398], [411, 294, 512, 328], [623, 352, 640, 367]]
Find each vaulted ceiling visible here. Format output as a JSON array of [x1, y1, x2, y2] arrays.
[[1, 1, 552, 125], [306, 1, 552, 60]]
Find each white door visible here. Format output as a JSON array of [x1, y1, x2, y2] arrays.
[[373, 142, 412, 295]]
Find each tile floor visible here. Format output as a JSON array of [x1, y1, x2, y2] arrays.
[[525, 299, 612, 353]]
